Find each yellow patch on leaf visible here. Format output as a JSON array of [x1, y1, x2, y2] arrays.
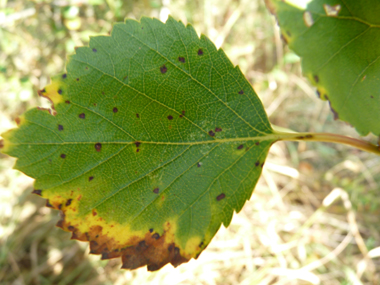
[[40, 191, 194, 271]]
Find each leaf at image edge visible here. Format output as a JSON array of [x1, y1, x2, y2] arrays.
[[270, 0, 380, 136]]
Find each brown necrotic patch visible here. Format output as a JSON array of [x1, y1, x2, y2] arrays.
[[66, 199, 73, 206], [136, 113, 140, 118], [32, 189, 42, 196], [79, 113, 85, 119], [198, 48, 203, 56], [46, 199, 54, 208], [152, 233, 160, 240], [95, 143, 102, 152], [215, 127, 222, 132], [216, 193, 225, 201], [62, 74, 67, 79], [255, 142, 260, 146], [208, 130, 215, 137], [178, 57, 185, 63], [60, 154, 66, 159], [237, 144, 244, 150], [113, 107, 118, 113], [58, 89, 62, 95], [89, 176, 94, 181], [58, 125, 64, 131], [153, 188, 159, 194], [160, 65, 167, 74], [55, 208, 190, 271], [238, 90, 244, 95], [167, 115, 173, 120], [255, 161, 260, 167], [65, 100, 70, 104]]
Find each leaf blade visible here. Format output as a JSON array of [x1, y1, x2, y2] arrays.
[[1, 16, 275, 270]]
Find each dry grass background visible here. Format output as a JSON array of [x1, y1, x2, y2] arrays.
[[0, 0, 380, 284]]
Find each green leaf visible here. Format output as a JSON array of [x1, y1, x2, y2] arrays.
[[1, 17, 277, 271], [269, 0, 380, 136]]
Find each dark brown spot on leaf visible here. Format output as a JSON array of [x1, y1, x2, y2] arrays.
[[280, 34, 288, 44], [46, 200, 54, 208], [216, 193, 226, 201], [58, 204, 62, 209], [370, 95, 374, 99], [58, 125, 63, 131], [316, 90, 321, 98], [314, 75, 319, 83], [66, 199, 72, 206], [237, 144, 244, 150], [136, 149, 140, 153], [113, 107, 118, 113], [76, 78, 79, 81], [32, 189, 42, 196], [136, 241, 148, 251], [136, 113, 140, 118], [92, 48, 97, 52], [153, 188, 159, 194], [15, 117, 21, 125], [149, 228, 153, 233], [260, 162, 264, 168], [89, 176, 94, 181], [328, 101, 339, 120], [296, 136, 304, 139], [160, 65, 167, 74], [208, 130, 215, 137], [134, 142, 141, 148], [305, 134, 313, 138], [197, 162, 202, 167], [255, 142, 260, 146], [95, 143, 102, 152], [152, 233, 160, 240], [215, 127, 222, 132], [60, 154, 66, 159], [79, 113, 85, 119], [58, 89, 62, 95], [62, 74, 67, 79], [255, 161, 260, 167], [238, 90, 244, 95], [167, 115, 173, 120], [178, 57, 185, 63], [198, 48, 203, 55], [65, 100, 70, 104]]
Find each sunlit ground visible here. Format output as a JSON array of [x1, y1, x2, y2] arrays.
[[0, 0, 379, 284]]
